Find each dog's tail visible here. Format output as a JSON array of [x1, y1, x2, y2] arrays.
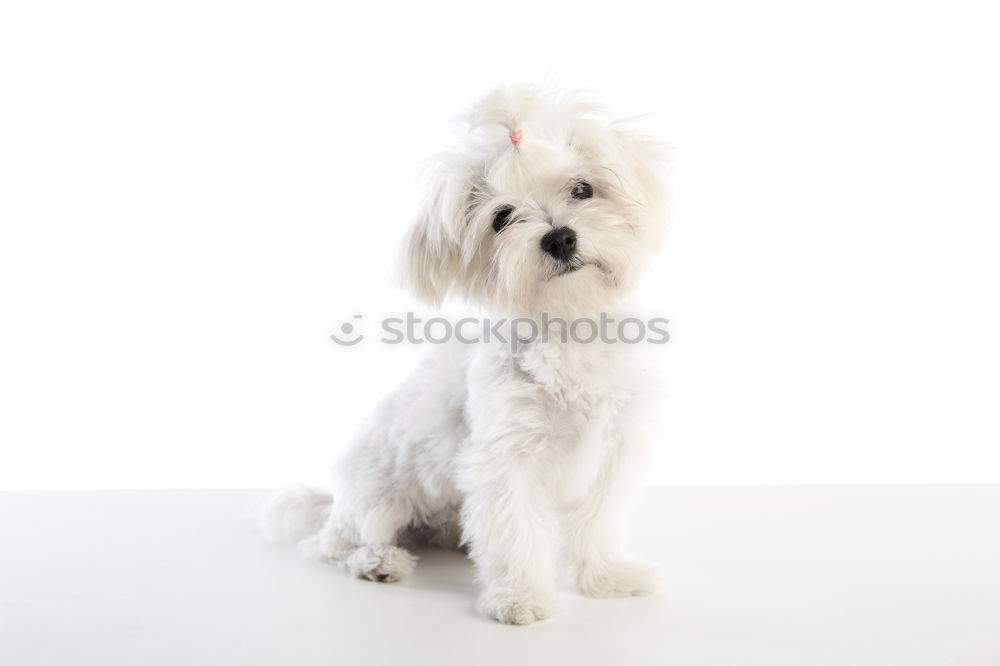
[[259, 485, 333, 545]]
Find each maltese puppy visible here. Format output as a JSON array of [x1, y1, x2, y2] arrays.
[[262, 85, 668, 625]]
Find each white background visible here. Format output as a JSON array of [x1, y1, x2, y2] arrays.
[[1, 0, 998, 490]]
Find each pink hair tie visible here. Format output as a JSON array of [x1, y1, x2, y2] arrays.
[[509, 129, 523, 146]]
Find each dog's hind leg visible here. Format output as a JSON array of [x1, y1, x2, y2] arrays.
[[349, 500, 419, 582], [318, 496, 418, 583]]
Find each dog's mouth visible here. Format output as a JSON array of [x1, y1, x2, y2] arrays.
[[548, 258, 613, 282], [555, 262, 581, 277]]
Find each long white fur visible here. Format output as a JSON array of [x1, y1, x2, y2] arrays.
[[262, 84, 668, 625]]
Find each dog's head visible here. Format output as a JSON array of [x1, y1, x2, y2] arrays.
[[402, 85, 667, 317]]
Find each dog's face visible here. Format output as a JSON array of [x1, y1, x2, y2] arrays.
[[402, 87, 667, 317]]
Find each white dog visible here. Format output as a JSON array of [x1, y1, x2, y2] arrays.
[[262, 85, 668, 625]]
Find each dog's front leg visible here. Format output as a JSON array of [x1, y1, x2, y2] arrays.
[[459, 446, 560, 625], [564, 445, 657, 598]]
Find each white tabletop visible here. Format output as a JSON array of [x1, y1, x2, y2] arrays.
[[1, 486, 998, 666]]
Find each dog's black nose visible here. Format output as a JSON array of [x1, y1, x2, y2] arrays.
[[540, 227, 577, 262]]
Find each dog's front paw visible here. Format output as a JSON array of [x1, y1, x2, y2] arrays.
[[578, 559, 657, 598], [478, 586, 559, 625]]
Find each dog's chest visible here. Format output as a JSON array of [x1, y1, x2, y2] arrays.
[[513, 341, 637, 501], [513, 339, 632, 403]]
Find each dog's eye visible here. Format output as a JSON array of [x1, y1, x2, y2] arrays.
[[492, 206, 515, 233], [570, 181, 594, 200]]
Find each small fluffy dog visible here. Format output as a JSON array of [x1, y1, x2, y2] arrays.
[[262, 85, 668, 625]]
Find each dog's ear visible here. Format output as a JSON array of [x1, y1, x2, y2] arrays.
[[400, 218, 458, 307], [614, 128, 668, 208], [613, 127, 670, 248], [397, 165, 469, 307]]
